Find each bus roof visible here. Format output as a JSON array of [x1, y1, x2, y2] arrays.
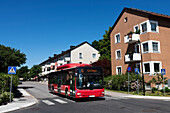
[[56, 63, 92, 71]]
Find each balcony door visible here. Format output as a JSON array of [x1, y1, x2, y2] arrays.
[[135, 44, 140, 53]]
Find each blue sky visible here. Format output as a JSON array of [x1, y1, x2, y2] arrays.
[[0, 0, 169, 68]]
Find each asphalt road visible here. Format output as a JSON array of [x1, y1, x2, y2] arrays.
[[13, 82, 170, 113]]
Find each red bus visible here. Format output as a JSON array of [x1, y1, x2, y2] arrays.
[[48, 63, 104, 98]]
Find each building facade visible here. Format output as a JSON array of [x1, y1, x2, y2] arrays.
[[110, 8, 170, 89], [39, 41, 100, 80]]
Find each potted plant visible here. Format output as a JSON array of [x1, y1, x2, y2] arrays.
[[134, 29, 140, 34], [127, 31, 133, 39]]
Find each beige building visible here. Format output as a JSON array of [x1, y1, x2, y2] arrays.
[[110, 7, 170, 89], [39, 41, 100, 80]]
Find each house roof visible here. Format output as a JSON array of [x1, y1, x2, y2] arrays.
[[109, 7, 170, 35], [39, 41, 98, 65]]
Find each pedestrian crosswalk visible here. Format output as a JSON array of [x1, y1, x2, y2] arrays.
[[42, 100, 55, 105], [42, 96, 128, 106]]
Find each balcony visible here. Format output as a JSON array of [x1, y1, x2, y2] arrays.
[[125, 53, 141, 62], [124, 34, 140, 44], [64, 57, 71, 62]]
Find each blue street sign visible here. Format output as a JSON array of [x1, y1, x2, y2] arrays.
[[8, 66, 16, 74], [135, 68, 140, 74], [161, 69, 166, 75], [127, 66, 131, 72]]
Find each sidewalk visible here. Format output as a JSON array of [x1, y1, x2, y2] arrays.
[[105, 90, 170, 100], [0, 88, 38, 113]]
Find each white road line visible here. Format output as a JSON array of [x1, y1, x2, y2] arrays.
[[54, 99, 68, 104], [63, 98, 76, 103], [42, 100, 55, 105]]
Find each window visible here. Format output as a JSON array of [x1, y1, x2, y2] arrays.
[[152, 42, 158, 52], [141, 22, 147, 33], [154, 63, 160, 72], [124, 17, 127, 23], [142, 40, 160, 53], [151, 22, 156, 32], [79, 53, 83, 59], [115, 33, 120, 44], [143, 42, 149, 53], [134, 25, 139, 32], [144, 63, 150, 73], [116, 66, 122, 75], [115, 49, 121, 60], [92, 53, 96, 58], [140, 20, 159, 33], [143, 61, 162, 74]]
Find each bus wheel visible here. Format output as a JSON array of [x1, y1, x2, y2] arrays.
[[52, 86, 54, 93], [65, 90, 68, 98]]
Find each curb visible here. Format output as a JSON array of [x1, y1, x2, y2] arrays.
[[125, 95, 170, 100], [0, 89, 38, 113]]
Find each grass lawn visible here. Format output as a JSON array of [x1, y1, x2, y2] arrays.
[[105, 89, 170, 97]]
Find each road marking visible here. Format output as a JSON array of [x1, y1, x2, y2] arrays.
[[54, 99, 68, 104], [42, 100, 55, 105], [63, 98, 76, 103]]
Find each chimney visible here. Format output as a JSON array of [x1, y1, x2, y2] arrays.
[[70, 46, 75, 49], [54, 54, 57, 57]]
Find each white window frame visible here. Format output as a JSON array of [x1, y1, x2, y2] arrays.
[[141, 40, 161, 54], [115, 33, 121, 44], [141, 41, 149, 54], [135, 43, 140, 53], [149, 20, 159, 33], [116, 66, 122, 75], [142, 61, 162, 75], [79, 53, 83, 59], [134, 25, 139, 32], [151, 41, 160, 53], [115, 49, 121, 60], [92, 53, 96, 58], [140, 20, 159, 34]]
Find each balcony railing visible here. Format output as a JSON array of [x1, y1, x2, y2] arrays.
[[64, 57, 71, 62], [125, 53, 141, 62], [124, 34, 140, 44]]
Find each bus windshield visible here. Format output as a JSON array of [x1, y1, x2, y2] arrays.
[[76, 67, 104, 89]]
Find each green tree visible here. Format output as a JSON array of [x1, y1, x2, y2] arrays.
[[0, 44, 27, 73], [17, 66, 29, 78], [148, 73, 167, 95], [30, 65, 42, 78], [92, 27, 112, 60]]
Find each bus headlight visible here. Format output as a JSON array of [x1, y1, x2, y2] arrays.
[[77, 93, 81, 95]]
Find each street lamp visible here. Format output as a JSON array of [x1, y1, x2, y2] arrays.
[[138, 40, 145, 96]]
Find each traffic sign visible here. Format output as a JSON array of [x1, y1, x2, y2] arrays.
[[8, 66, 16, 74], [127, 66, 131, 72], [135, 68, 140, 74], [161, 69, 166, 75]]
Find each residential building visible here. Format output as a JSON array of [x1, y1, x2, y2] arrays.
[[110, 7, 170, 89], [39, 41, 100, 80]]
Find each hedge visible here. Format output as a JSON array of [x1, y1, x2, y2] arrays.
[[104, 73, 143, 92], [0, 73, 18, 105]]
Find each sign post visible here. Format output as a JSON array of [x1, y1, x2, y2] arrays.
[[161, 69, 166, 96], [127, 66, 131, 93], [8, 66, 16, 103], [135, 68, 140, 94]]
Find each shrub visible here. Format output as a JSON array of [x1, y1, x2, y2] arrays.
[[104, 73, 143, 92], [0, 92, 13, 105], [160, 87, 170, 93], [151, 87, 158, 93]]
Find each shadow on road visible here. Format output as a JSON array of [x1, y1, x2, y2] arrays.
[[50, 92, 105, 102], [18, 86, 34, 89]]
